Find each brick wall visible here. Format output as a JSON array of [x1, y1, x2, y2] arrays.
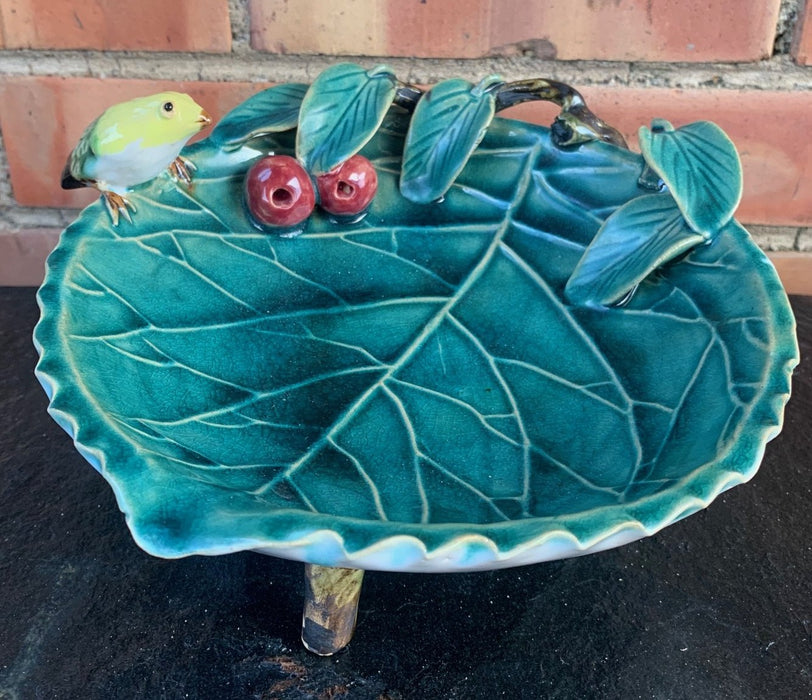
[[0, 0, 810, 289]]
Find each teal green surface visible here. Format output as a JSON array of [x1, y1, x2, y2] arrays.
[[565, 194, 706, 306], [209, 83, 308, 152], [400, 76, 499, 203], [568, 119, 745, 306], [296, 64, 397, 175], [639, 119, 743, 237], [35, 106, 797, 567]]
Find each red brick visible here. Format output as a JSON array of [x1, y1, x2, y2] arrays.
[[504, 87, 812, 227], [249, 0, 392, 55], [0, 228, 59, 286], [488, 0, 783, 62], [385, 0, 489, 58], [768, 253, 812, 295], [792, 0, 812, 65], [0, 0, 231, 52], [250, 0, 781, 62], [0, 77, 266, 209]]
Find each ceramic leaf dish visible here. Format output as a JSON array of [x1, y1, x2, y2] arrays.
[[35, 65, 798, 653]]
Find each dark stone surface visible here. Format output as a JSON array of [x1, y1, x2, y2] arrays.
[[1, 286, 809, 699]]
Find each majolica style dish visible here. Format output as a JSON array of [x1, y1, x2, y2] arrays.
[[35, 65, 798, 653]]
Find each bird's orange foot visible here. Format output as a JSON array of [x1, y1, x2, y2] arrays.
[[168, 156, 197, 186], [101, 191, 136, 226]]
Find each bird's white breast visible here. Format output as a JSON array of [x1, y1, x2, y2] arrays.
[[86, 137, 189, 193]]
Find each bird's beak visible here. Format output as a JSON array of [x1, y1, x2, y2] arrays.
[[197, 110, 213, 127]]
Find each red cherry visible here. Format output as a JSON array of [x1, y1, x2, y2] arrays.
[[245, 155, 315, 229], [316, 155, 378, 218]]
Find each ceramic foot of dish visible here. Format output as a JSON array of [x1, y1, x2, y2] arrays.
[[301, 564, 365, 655]]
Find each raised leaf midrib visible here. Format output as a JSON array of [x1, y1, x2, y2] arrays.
[[72, 126, 653, 519], [265, 141, 546, 496]]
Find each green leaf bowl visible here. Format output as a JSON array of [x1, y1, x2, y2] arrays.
[[35, 88, 798, 573]]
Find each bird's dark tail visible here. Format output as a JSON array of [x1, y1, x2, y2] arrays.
[[61, 161, 87, 190]]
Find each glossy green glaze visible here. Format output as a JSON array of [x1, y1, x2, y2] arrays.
[[35, 85, 797, 571], [296, 63, 397, 175], [568, 119, 744, 306], [638, 119, 743, 236], [209, 83, 308, 153], [400, 76, 499, 203], [565, 194, 706, 306]]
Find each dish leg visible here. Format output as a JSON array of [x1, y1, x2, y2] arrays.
[[301, 564, 365, 655]]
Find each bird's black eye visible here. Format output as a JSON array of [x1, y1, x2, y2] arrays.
[[163, 102, 174, 113]]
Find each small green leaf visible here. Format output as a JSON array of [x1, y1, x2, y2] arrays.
[[209, 84, 308, 151], [400, 77, 500, 203], [639, 119, 742, 237], [296, 63, 397, 174], [566, 193, 706, 306]]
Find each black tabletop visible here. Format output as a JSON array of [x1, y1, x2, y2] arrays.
[[1, 287, 809, 700]]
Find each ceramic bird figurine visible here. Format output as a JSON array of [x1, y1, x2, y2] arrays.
[[61, 92, 212, 225]]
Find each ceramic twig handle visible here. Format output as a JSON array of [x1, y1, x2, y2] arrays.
[[395, 78, 627, 149], [494, 78, 627, 148]]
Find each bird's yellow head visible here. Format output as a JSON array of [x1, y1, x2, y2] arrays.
[[93, 92, 212, 155]]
